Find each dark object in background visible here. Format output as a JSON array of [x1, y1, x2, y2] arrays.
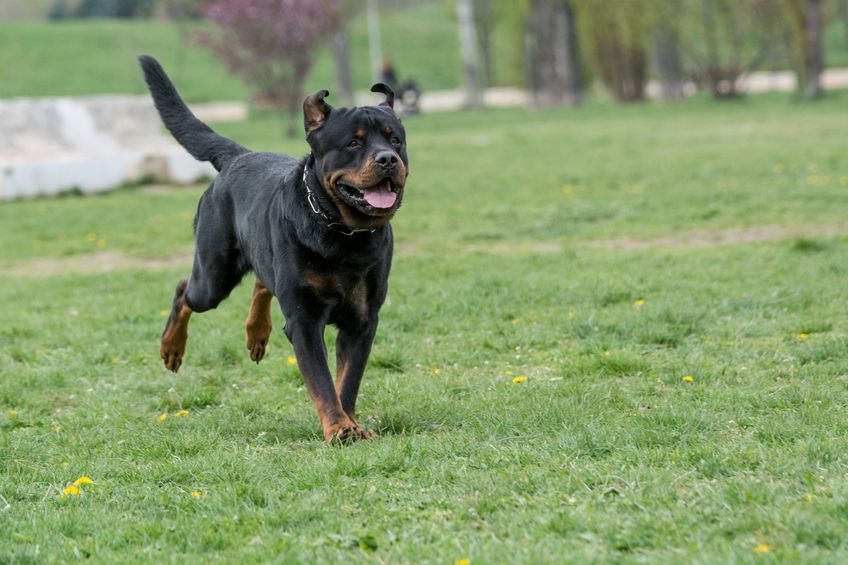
[[399, 79, 421, 115], [73, 0, 155, 18], [380, 58, 398, 94]]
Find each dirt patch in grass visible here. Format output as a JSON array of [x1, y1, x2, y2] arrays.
[[6, 223, 846, 277], [4, 250, 193, 277], [588, 224, 848, 251]]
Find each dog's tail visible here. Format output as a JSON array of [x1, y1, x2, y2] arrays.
[[138, 55, 248, 172]]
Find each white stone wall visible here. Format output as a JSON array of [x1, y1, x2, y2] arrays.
[[0, 95, 217, 200]]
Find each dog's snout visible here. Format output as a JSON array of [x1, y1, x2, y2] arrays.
[[375, 151, 399, 170]]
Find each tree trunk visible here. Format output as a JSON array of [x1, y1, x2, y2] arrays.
[[331, 28, 354, 106], [804, 0, 824, 98], [473, 0, 495, 88], [840, 0, 848, 48], [531, 0, 555, 106], [526, 0, 582, 107], [366, 0, 382, 85], [551, 2, 582, 106], [456, 0, 483, 109], [651, 21, 685, 101]]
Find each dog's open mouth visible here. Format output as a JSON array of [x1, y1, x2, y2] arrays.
[[336, 178, 400, 211]]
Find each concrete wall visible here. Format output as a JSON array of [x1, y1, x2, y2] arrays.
[[0, 95, 217, 200]]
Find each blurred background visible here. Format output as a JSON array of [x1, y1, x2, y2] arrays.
[[1, 1, 846, 195]]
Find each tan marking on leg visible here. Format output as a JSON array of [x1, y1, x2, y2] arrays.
[[160, 303, 192, 372], [245, 278, 274, 363]]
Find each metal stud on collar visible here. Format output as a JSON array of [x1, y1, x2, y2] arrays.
[[302, 162, 375, 236]]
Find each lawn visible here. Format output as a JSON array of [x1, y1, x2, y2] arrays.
[[0, 1, 471, 101], [2, 92, 848, 562], [2, 6, 848, 102]]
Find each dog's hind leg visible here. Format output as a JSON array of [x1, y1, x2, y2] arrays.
[[160, 240, 246, 372], [161, 279, 192, 372], [245, 277, 273, 363]]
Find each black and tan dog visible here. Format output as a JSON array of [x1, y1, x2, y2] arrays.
[[139, 56, 408, 442]]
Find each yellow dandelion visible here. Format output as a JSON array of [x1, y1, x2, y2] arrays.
[[562, 184, 574, 195], [160, 309, 169, 317], [455, 559, 470, 565], [157, 412, 168, 422], [603, 351, 610, 357], [682, 375, 694, 383], [797, 333, 809, 340], [512, 376, 529, 384], [634, 299, 645, 307], [96, 239, 107, 248], [8, 408, 18, 416], [52, 425, 62, 432], [287, 356, 297, 365], [805, 494, 814, 503], [567, 310, 575, 319], [431, 368, 441, 375], [190, 491, 204, 498], [505, 369, 513, 375], [174, 410, 189, 417], [62, 485, 80, 496], [85, 232, 97, 242], [754, 543, 770, 554], [73, 476, 93, 487]]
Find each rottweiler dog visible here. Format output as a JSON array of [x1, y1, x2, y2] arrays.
[[138, 56, 408, 443]]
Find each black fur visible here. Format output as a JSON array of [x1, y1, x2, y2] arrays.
[[139, 55, 248, 171], [140, 56, 409, 442]]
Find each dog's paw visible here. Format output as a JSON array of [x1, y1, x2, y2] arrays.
[[324, 422, 376, 444], [245, 320, 272, 364], [160, 342, 184, 373], [246, 336, 268, 363]]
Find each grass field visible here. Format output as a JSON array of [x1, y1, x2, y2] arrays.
[[0, 2, 476, 101], [2, 92, 848, 562], [2, 6, 848, 101]]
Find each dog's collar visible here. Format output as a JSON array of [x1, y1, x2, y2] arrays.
[[302, 161, 376, 236]]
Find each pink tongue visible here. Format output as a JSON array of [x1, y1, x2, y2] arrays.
[[363, 182, 397, 208]]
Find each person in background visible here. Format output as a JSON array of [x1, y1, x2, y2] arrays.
[[380, 58, 398, 94]]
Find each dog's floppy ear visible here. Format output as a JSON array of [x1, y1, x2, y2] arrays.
[[303, 89, 332, 133], [371, 83, 395, 110]]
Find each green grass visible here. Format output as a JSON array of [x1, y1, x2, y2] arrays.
[[3, 6, 848, 101], [3, 93, 848, 562], [0, 2, 469, 101]]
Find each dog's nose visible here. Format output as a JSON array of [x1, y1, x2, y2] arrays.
[[375, 151, 398, 170]]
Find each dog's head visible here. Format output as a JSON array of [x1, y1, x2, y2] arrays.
[[303, 84, 409, 230]]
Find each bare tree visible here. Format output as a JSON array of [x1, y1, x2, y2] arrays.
[[457, 0, 483, 108], [784, 0, 825, 98], [840, 0, 848, 47], [331, 28, 354, 106], [651, 10, 685, 101], [473, 0, 496, 87], [526, 0, 583, 107], [580, 1, 649, 102], [682, 0, 780, 99]]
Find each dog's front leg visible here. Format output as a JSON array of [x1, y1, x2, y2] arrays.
[[284, 314, 373, 443], [335, 316, 378, 428]]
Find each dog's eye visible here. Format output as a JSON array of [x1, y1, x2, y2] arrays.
[[390, 136, 402, 146], [347, 139, 361, 149]]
